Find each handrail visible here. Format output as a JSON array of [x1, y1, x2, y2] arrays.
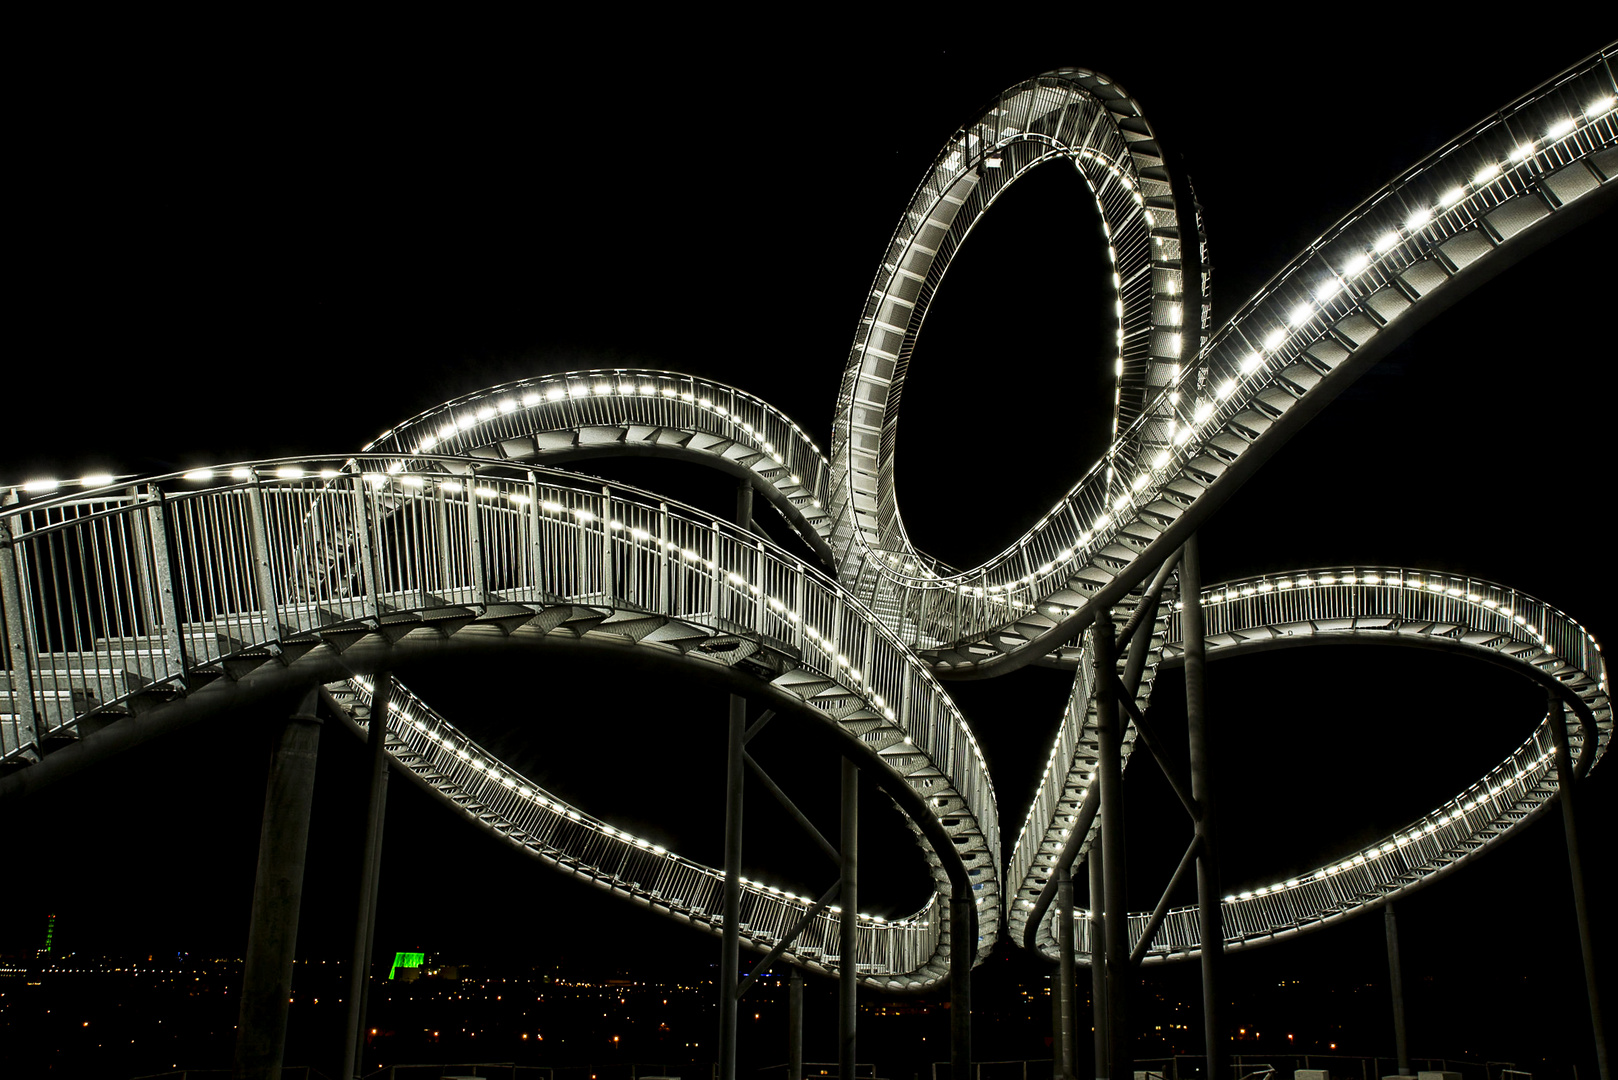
[[1009, 566, 1610, 961]]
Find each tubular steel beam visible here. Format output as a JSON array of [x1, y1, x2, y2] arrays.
[[1549, 692, 1610, 1080], [1183, 536, 1225, 1080], [1115, 550, 1182, 688], [736, 480, 756, 540], [743, 749, 840, 866], [1112, 683, 1198, 823], [1020, 553, 1179, 952], [839, 757, 858, 1080], [951, 890, 973, 1080], [1385, 903, 1411, 1076], [341, 675, 393, 1079], [719, 693, 746, 1080], [1093, 607, 1131, 1077], [743, 708, 776, 744], [1089, 846, 1110, 1080], [1057, 866, 1076, 1080], [739, 881, 840, 999], [234, 686, 323, 1080], [1130, 835, 1201, 968]]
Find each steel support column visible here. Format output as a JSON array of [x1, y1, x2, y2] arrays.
[[1385, 903, 1410, 1075], [840, 756, 858, 1080], [1093, 609, 1130, 1078], [341, 675, 392, 1079], [789, 970, 804, 1080], [951, 891, 973, 1080], [719, 693, 746, 1080], [1057, 865, 1076, 1080], [235, 687, 323, 1080], [737, 480, 756, 538], [1549, 692, 1609, 1080], [1089, 847, 1110, 1080], [0, 489, 40, 760], [1183, 536, 1225, 1080]]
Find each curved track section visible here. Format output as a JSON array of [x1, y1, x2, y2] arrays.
[[834, 51, 1617, 673], [828, 67, 1203, 593], [357, 370, 837, 566], [0, 457, 999, 987], [322, 677, 943, 987], [1008, 567, 1610, 963]]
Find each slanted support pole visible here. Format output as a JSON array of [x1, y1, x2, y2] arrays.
[[1093, 607, 1131, 1079], [789, 970, 804, 1080], [1057, 866, 1076, 1080], [235, 686, 323, 1080], [1089, 848, 1110, 1080], [341, 675, 392, 1079], [1549, 692, 1609, 1080], [840, 757, 859, 1080], [1385, 903, 1410, 1075], [1183, 535, 1225, 1080], [719, 693, 746, 1080], [951, 889, 972, 1080]]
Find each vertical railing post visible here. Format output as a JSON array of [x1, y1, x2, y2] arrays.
[[1094, 609, 1130, 1078], [434, 483, 453, 599], [246, 475, 281, 641], [709, 522, 724, 619], [1183, 536, 1224, 1080], [840, 757, 859, 1080], [144, 487, 188, 683], [658, 503, 672, 614], [348, 476, 382, 621], [0, 489, 40, 759], [465, 470, 488, 607], [601, 486, 615, 602], [1549, 692, 1609, 1080], [528, 473, 544, 598]]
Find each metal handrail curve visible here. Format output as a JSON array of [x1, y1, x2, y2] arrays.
[[830, 49, 1618, 675], [1009, 566, 1609, 962]]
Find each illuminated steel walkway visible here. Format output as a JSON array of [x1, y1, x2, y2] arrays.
[[2, 42, 1614, 1079]]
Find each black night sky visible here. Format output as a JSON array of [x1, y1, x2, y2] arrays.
[[4, 17, 1614, 1070]]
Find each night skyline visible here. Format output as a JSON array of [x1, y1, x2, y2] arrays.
[[5, 21, 1613, 1071]]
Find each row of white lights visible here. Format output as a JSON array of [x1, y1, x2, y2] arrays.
[[1177, 569, 1606, 662], [165, 461, 998, 785], [871, 118, 1183, 593], [356, 676, 928, 929], [1219, 740, 1564, 907], [882, 89, 1618, 604], [393, 378, 826, 507], [1014, 557, 1608, 915]]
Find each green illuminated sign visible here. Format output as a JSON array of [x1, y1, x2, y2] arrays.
[[389, 951, 425, 979]]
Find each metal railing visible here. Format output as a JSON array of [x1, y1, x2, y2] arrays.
[[828, 48, 1618, 663], [0, 455, 1000, 983], [1013, 566, 1610, 962]]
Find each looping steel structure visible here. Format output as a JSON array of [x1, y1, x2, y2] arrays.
[[1, 42, 1615, 1070]]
